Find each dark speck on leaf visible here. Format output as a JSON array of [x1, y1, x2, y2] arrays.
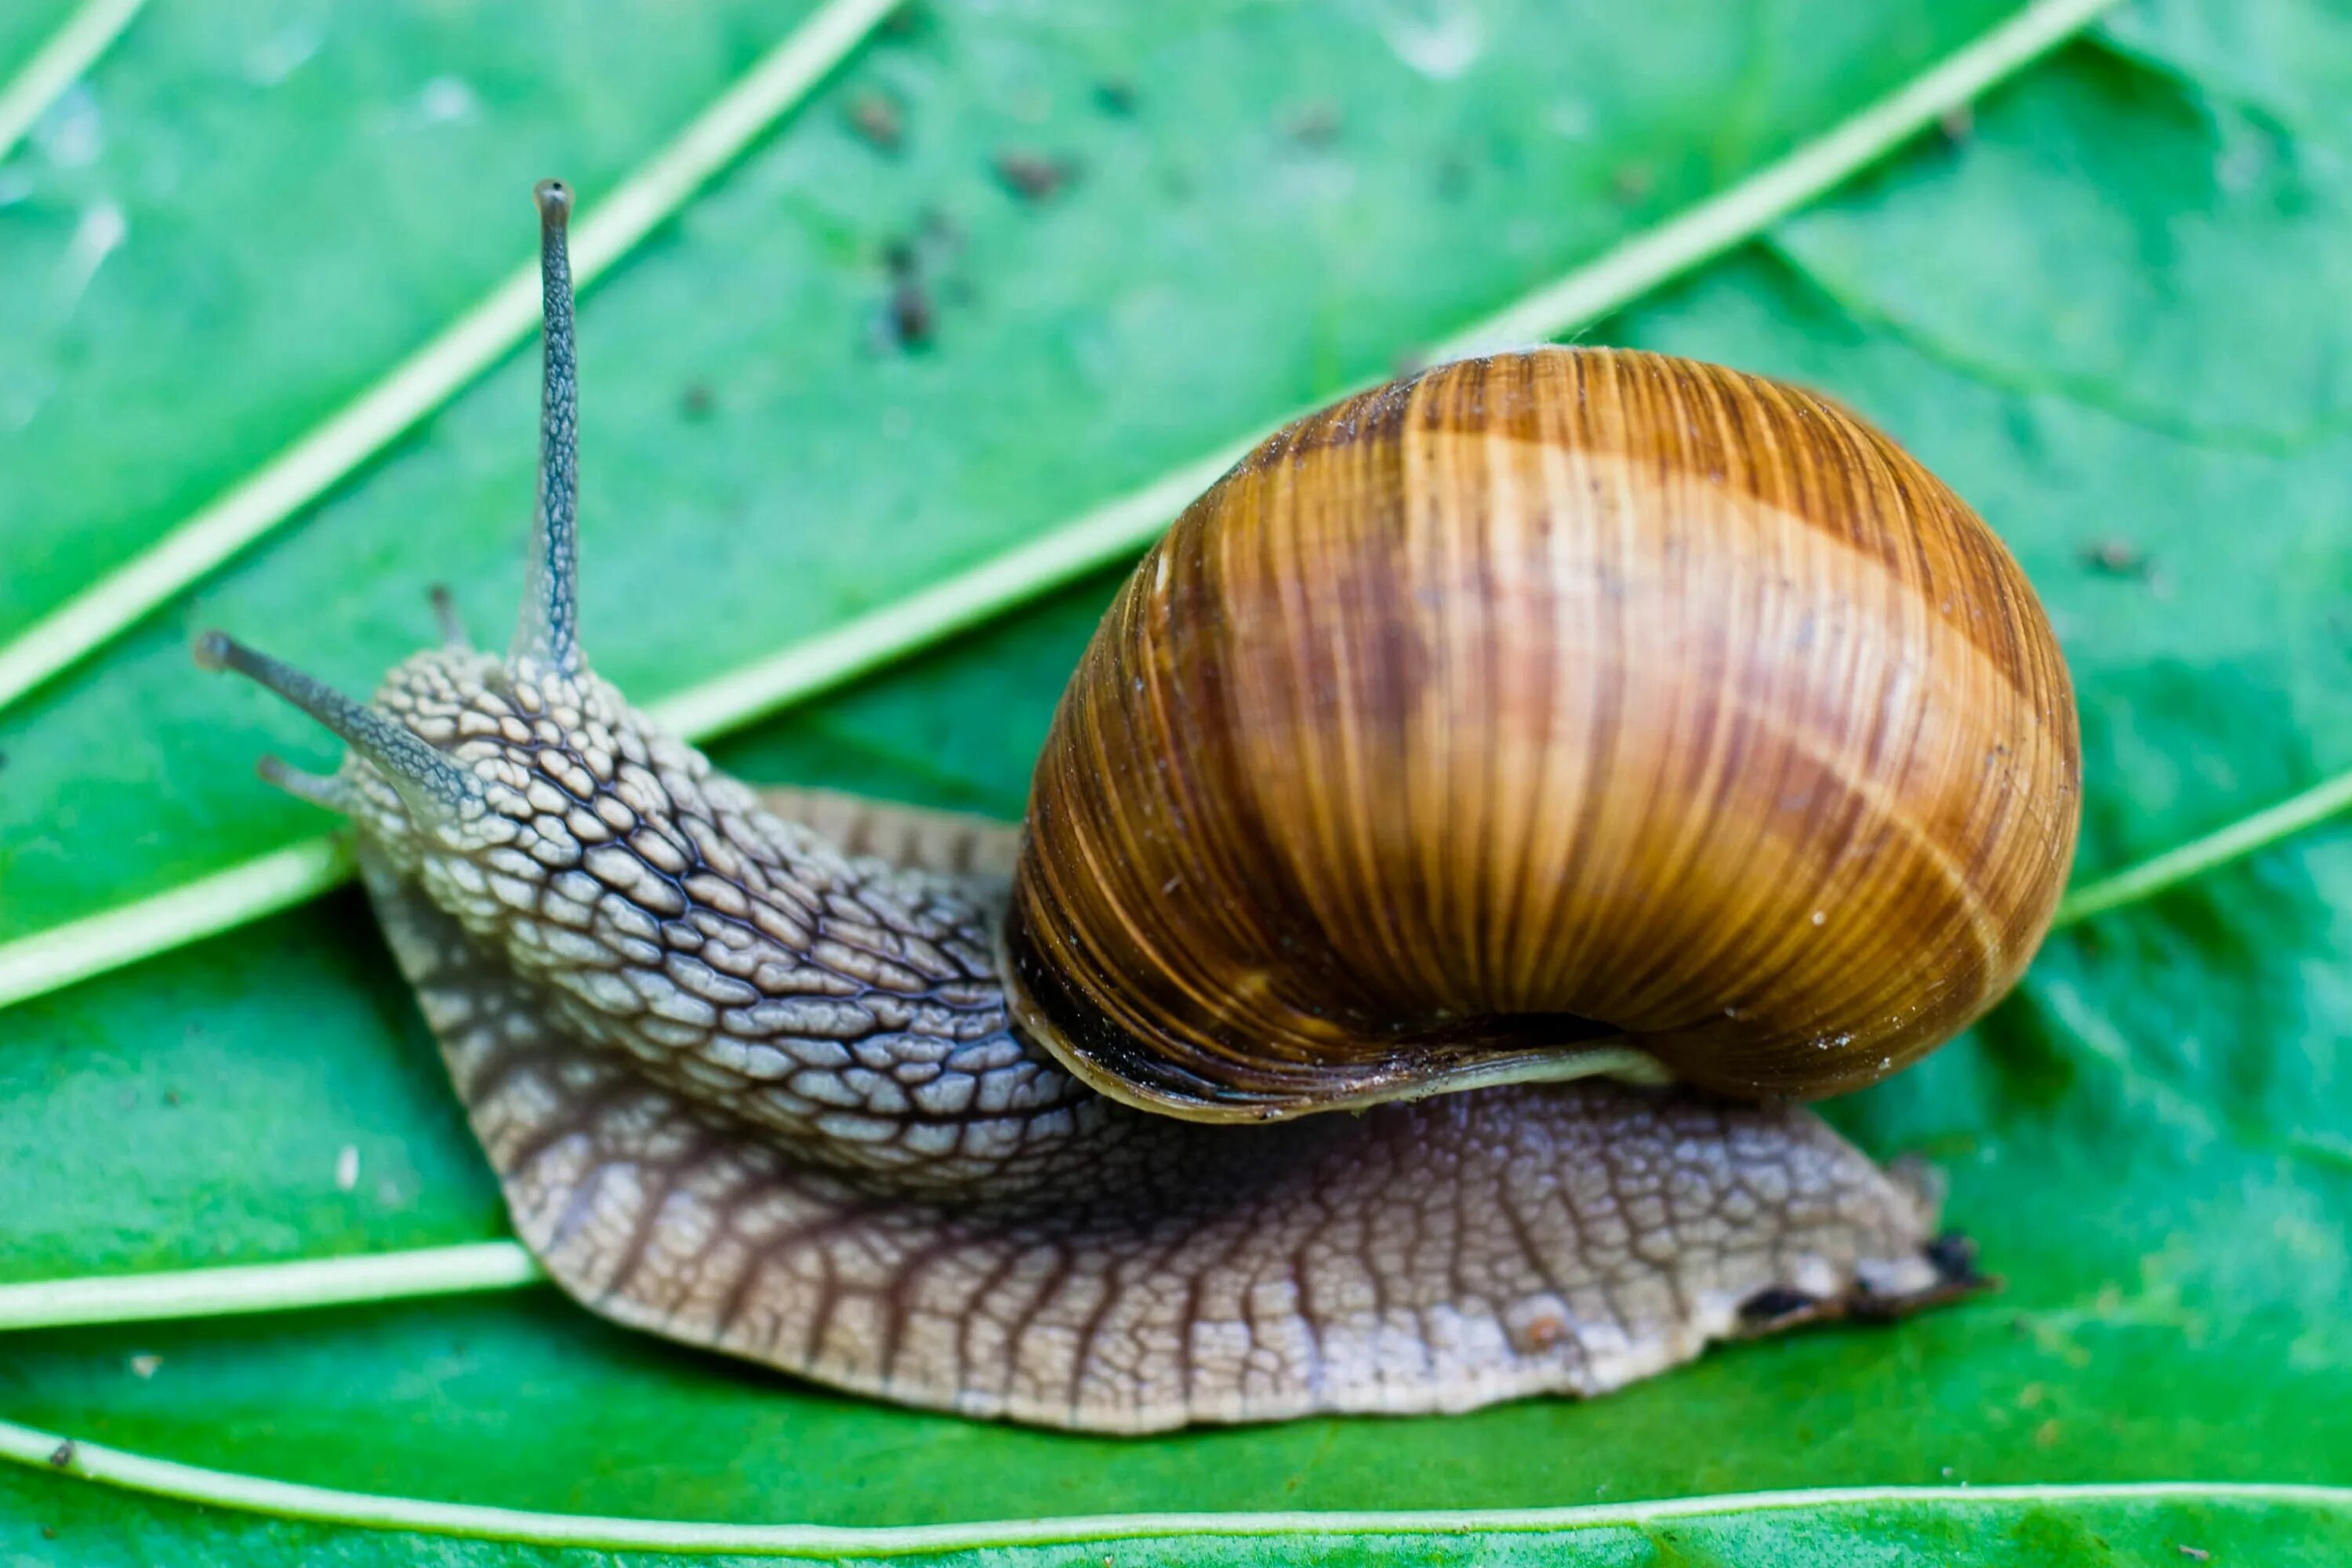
[[1093, 79, 1136, 116], [2081, 536, 2151, 578], [679, 383, 715, 421], [889, 279, 935, 348], [846, 92, 903, 153], [49, 1440, 74, 1468], [1940, 105, 1975, 144], [879, 240, 936, 349], [1287, 102, 1341, 145], [1610, 162, 1655, 204], [995, 150, 1076, 202]]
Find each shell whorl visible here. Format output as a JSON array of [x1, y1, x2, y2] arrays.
[[1006, 347, 2081, 1120]]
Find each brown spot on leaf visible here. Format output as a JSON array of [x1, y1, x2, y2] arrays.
[[995, 150, 1076, 202], [1286, 102, 1341, 145], [2081, 536, 2151, 578], [847, 92, 903, 153]]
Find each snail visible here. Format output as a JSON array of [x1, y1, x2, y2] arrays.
[[195, 180, 2079, 1433]]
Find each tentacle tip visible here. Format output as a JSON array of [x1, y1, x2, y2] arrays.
[[191, 630, 238, 673], [534, 178, 572, 229]]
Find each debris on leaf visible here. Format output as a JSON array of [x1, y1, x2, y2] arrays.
[[995, 150, 1076, 202], [1286, 101, 1341, 145], [882, 241, 935, 348], [2081, 536, 2151, 577], [846, 91, 904, 153]]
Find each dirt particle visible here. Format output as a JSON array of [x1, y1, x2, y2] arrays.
[[995, 150, 1076, 202], [48, 1440, 74, 1468], [2080, 536, 2151, 578], [846, 91, 903, 153], [883, 244, 935, 349], [42, 1526, 57, 1540], [1940, 105, 1975, 144], [1508, 1308, 1568, 1352], [679, 383, 715, 421], [2032, 1417, 2061, 1449], [872, 213, 966, 351], [1610, 162, 1654, 204], [1286, 101, 1341, 145]]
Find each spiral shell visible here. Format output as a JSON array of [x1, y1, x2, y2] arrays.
[[1005, 347, 2079, 1120]]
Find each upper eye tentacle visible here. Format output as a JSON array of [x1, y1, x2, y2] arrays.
[[511, 178, 583, 681]]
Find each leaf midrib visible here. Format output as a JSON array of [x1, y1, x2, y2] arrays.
[[2, 1415, 2345, 1555]]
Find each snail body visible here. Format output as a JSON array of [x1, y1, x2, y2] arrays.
[[198, 184, 2078, 1432]]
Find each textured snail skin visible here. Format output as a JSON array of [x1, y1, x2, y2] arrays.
[[339, 681, 1964, 1430], [199, 205, 2006, 1430], [1009, 348, 2080, 1120]]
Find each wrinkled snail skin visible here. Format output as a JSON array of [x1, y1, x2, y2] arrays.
[[1009, 350, 2080, 1120], [196, 185, 2073, 1433]]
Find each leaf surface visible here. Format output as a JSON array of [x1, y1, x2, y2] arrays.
[[5, 0, 2347, 1555]]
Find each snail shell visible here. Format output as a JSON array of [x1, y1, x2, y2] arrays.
[[1009, 348, 2079, 1119]]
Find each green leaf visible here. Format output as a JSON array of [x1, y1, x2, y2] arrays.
[[7, 0, 2350, 1556], [2, 1436, 2347, 1567]]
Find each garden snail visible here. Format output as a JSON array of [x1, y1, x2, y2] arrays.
[[195, 180, 2079, 1432]]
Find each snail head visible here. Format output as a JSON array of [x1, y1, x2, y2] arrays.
[[194, 179, 624, 880]]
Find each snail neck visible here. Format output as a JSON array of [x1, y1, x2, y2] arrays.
[[354, 657, 1099, 1190]]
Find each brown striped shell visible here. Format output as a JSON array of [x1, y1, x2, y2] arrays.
[[1004, 347, 2080, 1121]]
